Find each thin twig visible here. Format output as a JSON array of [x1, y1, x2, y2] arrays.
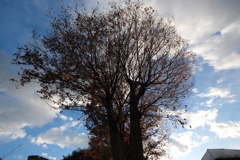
[[1, 144, 23, 159]]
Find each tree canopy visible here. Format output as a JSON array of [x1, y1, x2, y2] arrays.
[[13, 1, 195, 160]]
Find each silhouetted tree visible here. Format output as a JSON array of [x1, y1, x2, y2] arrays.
[[62, 148, 87, 160], [62, 146, 112, 160], [13, 1, 195, 160]]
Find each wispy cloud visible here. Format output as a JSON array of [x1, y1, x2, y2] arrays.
[[197, 87, 234, 98], [58, 114, 71, 121], [13, 155, 23, 159], [217, 78, 224, 84]]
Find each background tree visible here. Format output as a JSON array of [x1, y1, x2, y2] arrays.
[[12, 1, 195, 160], [62, 146, 112, 160]]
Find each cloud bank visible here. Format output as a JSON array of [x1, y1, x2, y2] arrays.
[[147, 0, 240, 71], [0, 50, 58, 140]]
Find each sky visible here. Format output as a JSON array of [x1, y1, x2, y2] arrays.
[[0, 0, 240, 160]]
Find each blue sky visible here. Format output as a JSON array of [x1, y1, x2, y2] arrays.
[[0, 0, 240, 160]]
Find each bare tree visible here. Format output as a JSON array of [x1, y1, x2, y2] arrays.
[[12, 1, 195, 160]]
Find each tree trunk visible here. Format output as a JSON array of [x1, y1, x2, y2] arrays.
[[108, 116, 125, 160], [128, 94, 144, 160], [106, 100, 125, 160]]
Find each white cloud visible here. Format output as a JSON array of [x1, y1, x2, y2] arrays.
[[58, 120, 81, 131], [201, 136, 209, 142], [148, 0, 240, 71], [0, 50, 58, 140], [0, 50, 86, 149], [182, 108, 240, 140], [41, 153, 57, 160], [197, 87, 236, 107], [170, 131, 209, 159], [183, 108, 218, 129], [170, 107, 240, 158], [189, 13, 240, 71], [198, 87, 234, 98], [59, 115, 69, 121], [42, 144, 48, 149], [217, 78, 224, 84], [182, 108, 240, 141], [228, 99, 236, 103], [42, 153, 47, 156], [192, 88, 198, 93], [206, 98, 214, 107], [181, 3, 240, 71], [209, 121, 240, 139], [30, 121, 88, 149]]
